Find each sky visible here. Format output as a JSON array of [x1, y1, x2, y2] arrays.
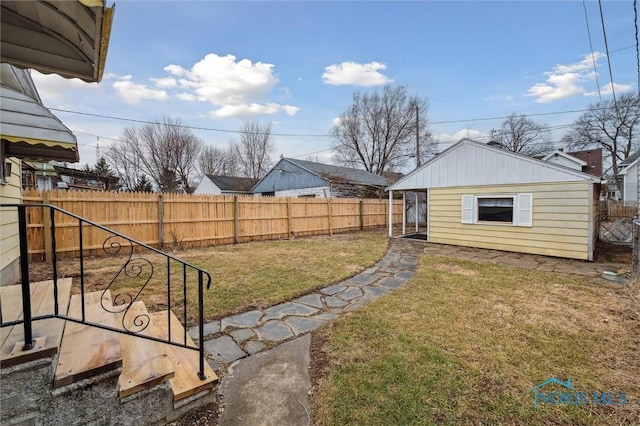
[[32, 0, 639, 172]]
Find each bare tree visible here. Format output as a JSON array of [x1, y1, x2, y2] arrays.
[[232, 121, 275, 180], [562, 92, 640, 179], [330, 85, 433, 174], [198, 145, 238, 176], [107, 117, 202, 193], [491, 114, 553, 156], [106, 138, 146, 191]]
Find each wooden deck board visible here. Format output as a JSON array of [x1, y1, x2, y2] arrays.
[[149, 311, 218, 401], [53, 290, 122, 387], [117, 301, 174, 399], [0, 279, 72, 368]]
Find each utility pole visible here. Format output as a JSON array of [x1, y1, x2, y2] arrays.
[[415, 103, 420, 168]]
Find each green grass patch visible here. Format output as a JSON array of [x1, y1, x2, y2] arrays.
[[39, 232, 388, 324], [313, 257, 640, 425]]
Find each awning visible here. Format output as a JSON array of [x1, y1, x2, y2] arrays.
[[0, 0, 115, 83], [1, 86, 78, 162]]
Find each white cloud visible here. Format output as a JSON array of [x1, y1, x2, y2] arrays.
[[524, 52, 631, 103], [151, 77, 177, 89], [113, 80, 168, 104], [30, 71, 98, 100], [210, 103, 299, 118], [433, 129, 486, 147], [162, 53, 298, 118], [322, 61, 393, 86], [165, 53, 277, 105], [332, 117, 342, 126]]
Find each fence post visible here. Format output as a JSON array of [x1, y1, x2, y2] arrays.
[[43, 192, 52, 262], [234, 196, 239, 244], [327, 198, 333, 235], [287, 198, 293, 238], [158, 193, 164, 248], [359, 200, 364, 231]]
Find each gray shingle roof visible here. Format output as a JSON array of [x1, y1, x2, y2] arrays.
[[286, 159, 389, 187], [205, 175, 257, 192], [620, 149, 640, 167]]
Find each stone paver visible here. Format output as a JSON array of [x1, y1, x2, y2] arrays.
[[285, 317, 326, 335], [336, 288, 363, 301], [320, 284, 346, 295], [243, 340, 267, 355], [229, 328, 253, 343], [348, 274, 378, 285], [187, 320, 220, 340], [263, 302, 318, 320], [376, 277, 405, 290], [293, 293, 324, 309], [221, 310, 263, 330], [255, 320, 294, 342], [324, 296, 349, 308], [204, 336, 247, 363]]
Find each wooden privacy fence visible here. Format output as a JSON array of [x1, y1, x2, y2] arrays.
[[22, 190, 403, 258], [599, 200, 638, 221]]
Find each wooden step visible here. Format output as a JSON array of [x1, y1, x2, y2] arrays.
[[0, 279, 72, 368], [148, 311, 218, 401], [117, 301, 174, 398], [53, 290, 122, 387]]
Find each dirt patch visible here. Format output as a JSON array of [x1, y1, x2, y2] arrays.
[[594, 242, 632, 264]]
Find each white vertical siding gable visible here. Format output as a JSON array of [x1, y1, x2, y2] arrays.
[[388, 139, 595, 191]]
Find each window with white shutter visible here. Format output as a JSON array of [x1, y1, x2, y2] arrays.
[[461, 195, 473, 223]]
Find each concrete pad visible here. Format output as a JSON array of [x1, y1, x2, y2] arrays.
[[255, 320, 294, 342], [219, 334, 312, 426], [204, 335, 247, 364]]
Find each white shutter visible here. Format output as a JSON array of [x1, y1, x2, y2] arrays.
[[461, 195, 474, 224], [516, 193, 533, 227]]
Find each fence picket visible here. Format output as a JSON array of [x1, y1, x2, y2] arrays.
[[22, 190, 403, 258]]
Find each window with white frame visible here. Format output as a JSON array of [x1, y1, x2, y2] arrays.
[[461, 194, 532, 227]]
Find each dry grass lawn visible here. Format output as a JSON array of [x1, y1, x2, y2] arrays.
[[312, 256, 640, 425], [30, 232, 389, 325]]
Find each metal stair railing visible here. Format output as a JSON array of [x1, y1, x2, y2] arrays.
[[0, 203, 211, 380]]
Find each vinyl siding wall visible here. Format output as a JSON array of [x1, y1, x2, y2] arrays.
[[428, 181, 593, 260], [1, 158, 22, 284]]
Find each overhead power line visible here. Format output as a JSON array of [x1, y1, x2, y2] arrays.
[[583, 0, 602, 102], [51, 106, 609, 138], [598, 0, 619, 111]]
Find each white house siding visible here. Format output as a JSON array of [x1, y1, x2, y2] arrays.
[[1, 158, 22, 285], [193, 177, 222, 195], [428, 181, 593, 260], [275, 186, 331, 198], [391, 141, 595, 191], [622, 162, 638, 203]]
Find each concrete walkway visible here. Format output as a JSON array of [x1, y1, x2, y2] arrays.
[[193, 237, 628, 425]]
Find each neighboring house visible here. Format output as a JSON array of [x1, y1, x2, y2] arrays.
[[540, 148, 602, 177], [387, 139, 600, 261], [193, 175, 257, 195], [252, 158, 390, 198], [618, 150, 639, 203]]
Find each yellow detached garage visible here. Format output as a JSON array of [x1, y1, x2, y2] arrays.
[[387, 139, 600, 261]]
